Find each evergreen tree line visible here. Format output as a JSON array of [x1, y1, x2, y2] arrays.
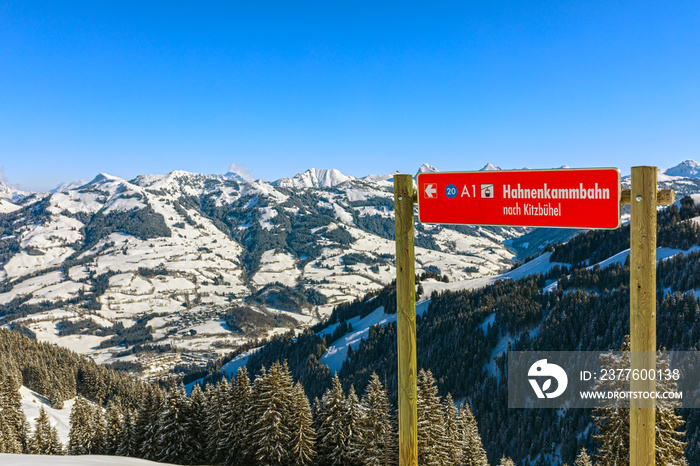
[[64, 362, 494, 466], [222, 256, 700, 463], [0, 328, 149, 411], [0, 374, 62, 455], [550, 195, 700, 265]]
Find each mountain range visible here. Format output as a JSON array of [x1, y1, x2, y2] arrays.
[[0, 160, 697, 380]]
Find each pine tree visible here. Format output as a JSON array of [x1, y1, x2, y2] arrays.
[[574, 447, 593, 466], [499, 456, 516, 466], [115, 409, 138, 458], [134, 385, 164, 461], [103, 400, 123, 455], [0, 417, 5, 453], [246, 362, 293, 465], [69, 396, 95, 455], [312, 396, 324, 436], [459, 401, 489, 466], [47, 422, 63, 455], [342, 385, 363, 466], [416, 369, 448, 466], [30, 406, 51, 454], [205, 379, 228, 465], [316, 374, 349, 466], [29, 405, 63, 455], [184, 383, 208, 465], [348, 372, 397, 466], [593, 339, 686, 465], [224, 367, 253, 466], [0, 374, 29, 453], [289, 382, 317, 465], [156, 385, 188, 464], [443, 393, 463, 465], [91, 403, 107, 455]]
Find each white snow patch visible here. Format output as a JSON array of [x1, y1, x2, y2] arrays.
[[0, 454, 176, 465], [0, 199, 21, 213], [320, 302, 430, 373], [593, 246, 700, 270]]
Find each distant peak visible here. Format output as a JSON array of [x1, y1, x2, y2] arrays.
[[664, 159, 700, 178], [416, 163, 439, 176], [223, 171, 253, 184], [480, 163, 502, 171], [0, 180, 31, 201], [88, 173, 121, 184], [51, 180, 88, 193], [273, 168, 354, 189]]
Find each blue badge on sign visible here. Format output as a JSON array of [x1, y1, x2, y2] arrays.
[[445, 184, 457, 198]]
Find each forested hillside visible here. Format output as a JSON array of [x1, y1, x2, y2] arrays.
[[202, 195, 700, 464], [2, 195, 698, 464]]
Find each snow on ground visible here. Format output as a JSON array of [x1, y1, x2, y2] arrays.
[[478, 313, 496, 336], [500, 252, 566, 280], [540, 246, 700, 294], [252, 250, 300, 286], [419, 252, 566, 300], [3, 247, 75, 279], [258, 206, 278, 230], [319, 302, 430, 374], [593, 246, 700, 270], [185, 348, 261, 393], [0, 454, 175, 465], [19, 386, 75, 444], [0, 199, 21, 213], [0, 271, 65, 304], [27, 320, 110, 354]]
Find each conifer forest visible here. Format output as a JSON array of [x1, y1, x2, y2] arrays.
[[1, 196, 699, 465]]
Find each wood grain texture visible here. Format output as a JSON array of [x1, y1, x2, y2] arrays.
[[621, 188, 674, 206], [394, 175, 418, 466], [630, 166, 657, 466]]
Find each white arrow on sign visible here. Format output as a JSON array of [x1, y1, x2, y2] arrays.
[[425, 184, 437, 198]]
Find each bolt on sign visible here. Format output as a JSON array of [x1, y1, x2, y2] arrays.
[[417, 168, 621, 229]]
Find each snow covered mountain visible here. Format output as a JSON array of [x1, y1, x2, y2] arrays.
[[416, 163, 439, 175], [2, 160, 697, 380], [663, 159, 700, 178], [621, 159, 700, 196], [272, 168, 355, 188], [0, 180, 30, 202], [0, 165, 521, 379]]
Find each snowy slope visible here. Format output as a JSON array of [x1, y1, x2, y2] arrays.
[[0, 165, 524, 381], [2, 160, 697, 383], [19, 386, 79, 444], [319, 302, 431, 373], [0, 454, 176, 466], [0, 180, 30, 201], [0, 198, 21, 213], [316, 252, 566, 374]]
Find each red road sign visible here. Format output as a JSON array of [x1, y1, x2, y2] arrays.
[[417, 168, 621, 229]]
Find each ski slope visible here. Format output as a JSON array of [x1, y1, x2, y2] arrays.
[[319, 302, 431, 373]]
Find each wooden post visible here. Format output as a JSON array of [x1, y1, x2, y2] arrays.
[[629, 166, 658, 466], [394, 174, 418, 466]]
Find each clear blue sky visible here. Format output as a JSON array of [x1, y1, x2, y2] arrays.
[[1, 1, 699, 191]]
